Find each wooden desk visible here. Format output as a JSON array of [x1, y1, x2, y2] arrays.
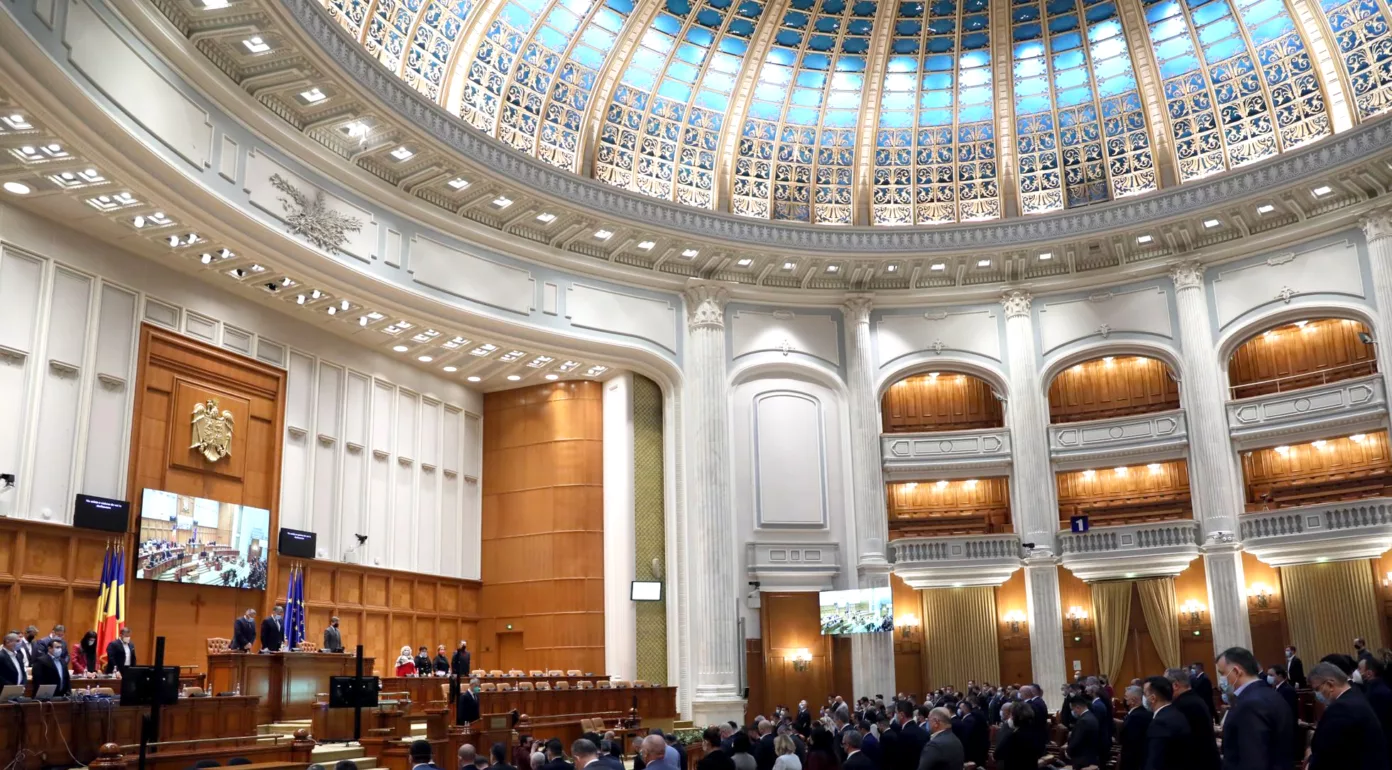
[[479, 685, 677, 721], [207, 652, 373, 724]]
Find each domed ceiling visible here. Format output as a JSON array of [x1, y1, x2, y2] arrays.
[[319, 0, 1387, 226]]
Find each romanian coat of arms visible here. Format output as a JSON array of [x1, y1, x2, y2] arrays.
[[190, 398, 234, 463]]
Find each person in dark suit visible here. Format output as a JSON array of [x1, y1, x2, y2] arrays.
[[955, 698, 988, 767], [842, 730, 874, 770], [232, 608, 257, 651], [1088, 684, 1114, 760], [1189, 662, 1215, 720], [0, 632, 28, 687], [34, 625, 67, 667], [795, 701, 813, 735], [411, 739, 446, 770], [1307, 662, 1389, 770], [260, 605, 286, 652], [456, 678, 481, 725], [32, 638, 70, 697], [1065, 695, 1101, 769], [1163, 668, 1218, 770], [1358, 656, 1392, 762], [1355, 638, 1375, 666], [452, 641, 471, 677], [539, 740, 572, 770], [895, 701, 928, 770], [1025, 685, 1052, 755], [1142, 676, 1191, 770], [1118, 685, 1152, 770], [916, 708, 964, 770], [1216, 646, 1294, 770], [104, 626, 136, 674], [994, 701, 1042, 770], [640, 736, 676, 770], [698, 727, 738, 770], [492, 742, 519, 770], [323, 617, 343, 653], [1265, 665, 1298, 721], [1285, 646, 1306, 689], [755, 721, 778, 770]]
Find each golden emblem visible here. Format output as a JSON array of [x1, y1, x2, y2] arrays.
[[190, 398, 234, 463]]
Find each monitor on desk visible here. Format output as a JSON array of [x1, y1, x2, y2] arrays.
[[120, 666, 180, 706], [328, 675, 381, 709], [0, 685, 22, 703], [34, 685, 56, 701]]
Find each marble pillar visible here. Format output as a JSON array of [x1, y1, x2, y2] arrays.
[[1361, 209, 1392, 376]]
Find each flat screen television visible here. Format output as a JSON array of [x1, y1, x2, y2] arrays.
[[135, 489, 270, 590], [328, 675, 381, 709], [119, 666, 180, 706], [631, 581, 663, 601], [818, 587, 894, 635], [278, 527, 317, 559], [72, 494, 130, 533]]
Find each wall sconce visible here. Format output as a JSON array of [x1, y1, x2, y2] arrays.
[[1383, 571, 1392, 588], [1065, 605, 1089, 632], [792, 649, 812, 673], [1180, 598, 1207, 625], [1247, 582, 1274, 609], [1003, 609, 1028, 634], [898, 614, 920, 640]]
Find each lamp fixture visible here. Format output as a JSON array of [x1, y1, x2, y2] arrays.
[[443, 366, 458, 373], [1136, 234, 1154, 244], [1002, 609, 1027, 633], [681, 248, 699, 258], [390, 146, 414, 161], [1247, 582, 1274, 609], [792, 649, 812, 672], [737, 258, 753, 267], [392, 345, 409, 353], [2, 181, 31, 195], [536, 212, 556, 223], [898, 613, 919, 639], [299, 87, 327, 104], [1203, 218, 1220, 229], [506, 374, 521, 381]]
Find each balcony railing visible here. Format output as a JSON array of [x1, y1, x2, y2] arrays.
[[1226, 374, 1387, 450], [1229, 361, 1376, 400], [1048, 409, 1188, 469], [881, 427, 1012, 480], [1056, 520, 1201, 581], [890, 534, 1022, 588], [1240, 498, 1392, 566]]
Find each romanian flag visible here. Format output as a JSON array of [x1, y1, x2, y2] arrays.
[[94, 541, 126, 667]]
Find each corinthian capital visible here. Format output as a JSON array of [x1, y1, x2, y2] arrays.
[[1169, 260, 1205, 292], [1000, 290, 1032, 319], [842, 294, 874, 325], [1362, 207, 1392, 245], [683, 280, 730, 330]]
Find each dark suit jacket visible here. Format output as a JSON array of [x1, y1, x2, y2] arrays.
[[323, 625, 343, 652], [795, 709, 812, 734], [35, 636, 67, 665], [959, 712, 988, 766], [844, 751, 875, 770], [1309, 687, 1390, 770], [540, 759, 573, 770], [1144, 704, 1191, 770], [1171, 691, 1219, 770], [697, 748, 737, 770], [452, 650, 471, 676], [1287, 657, 1306, 688], [1191, 674, 1214, 718], [756, 734, 777, 770], [1364, 678, 1392, 761], [897, 721, 928, 770], [456, 690, 480, 724], [993, 725, 1040, 770], [1274, 681, 1298, 722], [260, 616, 284, 651], [1221, 680, 1293, 770], [32, 654, 70, 697], [1066, 710, 1101, 768], [104, 639, 136, 673], [1027, 697, 1051, 753], [915, 730, 964, 770], [233, 617, 257, 650], [1119, 706, 1152, 770], [0, 647, 26, 686], [1091, 697, 1114, 756]]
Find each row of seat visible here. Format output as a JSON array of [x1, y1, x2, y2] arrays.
[[471, 669, 586, 677], [475, 679, 654, 692]]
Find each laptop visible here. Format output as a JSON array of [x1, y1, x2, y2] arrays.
[[0, 685, 23, 703], [34, 684, 56, 700]]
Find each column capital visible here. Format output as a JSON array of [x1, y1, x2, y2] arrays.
[[1362, 206, 1392, 244], [1169, 260, 1205, 292], [842, 294, 874, 324], [683, 279, 731, 330], [1001, 290, 1033, 319]]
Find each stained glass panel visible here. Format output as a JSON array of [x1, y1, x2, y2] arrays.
[[1320, 0, 1392, 118]]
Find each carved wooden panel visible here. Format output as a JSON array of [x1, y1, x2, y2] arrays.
[[1228, 318, 1376, 399], [1047, 356, 1179, 424], [391, 577, 412, 609], [365, 574, 389, 607], [882, 373, 1004, 433], [886, 477, 1012, 535], [758, 592, 834, 718], [20, 533, 71, 581], [1241, 431, 1392, 509], [1056, 460, 1193, 526]]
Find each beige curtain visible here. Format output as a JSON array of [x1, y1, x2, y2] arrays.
[[1091, 581, 1133, 683], [1136, 578, 1181, 670], [1282, 559, 1382, 661], [921, 586, 1001, 690]]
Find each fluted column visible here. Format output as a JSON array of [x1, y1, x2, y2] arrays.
[[683, 279, 745, 725], [1000, 291, 1066, 708], [843, 295, 895, 700], [1169, 261, 1252, 652], [1361, 210, 1392, 377]]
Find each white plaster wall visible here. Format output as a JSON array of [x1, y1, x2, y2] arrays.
[[603, 373, 637, 680], [0, 202, 482, 579]]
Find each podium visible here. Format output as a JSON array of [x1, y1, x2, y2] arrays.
[[207, 652, 373, 724]]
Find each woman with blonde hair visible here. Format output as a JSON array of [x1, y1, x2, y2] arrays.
[[772, 735, 801, 770], [395, 645, 416, 676]]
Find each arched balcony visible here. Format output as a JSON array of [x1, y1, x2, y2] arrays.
[[1044, 355, 1189, 469]]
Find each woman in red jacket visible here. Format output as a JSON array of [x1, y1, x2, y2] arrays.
[[72, 631, 99, 675], [395, 645, 417, 676]]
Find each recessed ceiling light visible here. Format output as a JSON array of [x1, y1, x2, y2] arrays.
[[326, 307, 337, 316], [299, 87, 327, 104], [200, 253, 213, 265], [242, 36, 271, 54], [1038, 252, 1052, 260], [3, 181, 31, 195], [1257, 204, 1275, 214], [310, 289, 322, 300], [340, 299, 350, 310], [545, 374, 559, 381], [1136, 234, 1154, 244], [296, 294, 306, 305], [593, 229, 613, 240], [536, 212, 556, 223], [390, 146, 414, 161], [249, 263, 265, 273], [201, 0, 229, 7], [359, 316, 369, 327], [826, 264, 839, 273], [1312, 185, 1332, 197], [506, 374, 521, 381], [637, 240, 655, 250], [737, 258, 753, 267], [343, 121, 370, 139], [681, 248, 699, 258], [417, 355, 433, 363], [782, 261, 796, 270], [977, 259, 991, 268], [467, 376, 481, 382], [492, 196, 512, 208], [930, 262, 945, 271], [448, 177, 470, 190], [1203, 218, 1220, 229], [443, 366, 458, 373], [392, 345, 409, 353], [886, 264, 898, 272]]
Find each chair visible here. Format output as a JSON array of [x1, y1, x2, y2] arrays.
[[581, 718, 598, 732], [508, 669, 525, 677], [545, 669, 564, 677], [566, 669, 583, 677], [480, 682, 497, 692], [535, 681, 552, 691], [92, 687, 114, 696], [440, 683, 452, 701], [183, 687, 205, 697], [472, 670, 488, 677], [297, 641, 319, 653], [488, 669, 505, 677], [633, 680, 650, 688], [518, 681, 535, 691], [612, 680, 631, 689], [497, 682, 514, 692], [529, 670, 545, 677], [206, 638, 230, 654], [597, 680, 613, 689], [554, 681, 570, 690], [228, 759, 252, 766], [577, 681, 594, 690]]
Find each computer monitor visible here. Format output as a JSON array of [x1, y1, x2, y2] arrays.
[[72, 494, 131, 533], [119, 666, 180, 706], [328, 676, 381, 709], [277, 527, 317, 559]]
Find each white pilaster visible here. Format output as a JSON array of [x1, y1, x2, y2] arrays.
[[1361, 210, 1392, 377], [1024, 557, 1066, 709], [1000, 290, 1058, 546], [1169, 261, 1252, 652], [683, 279, 745, 725], [603, 372, 637, 680], [843, 295, 895, 700]]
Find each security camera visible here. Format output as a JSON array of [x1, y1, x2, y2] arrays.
[[1359, 332, 1376, 345], [1021, 542, 1036, 550], [354, 533, 368, 544], [0, 474, 14, 489]]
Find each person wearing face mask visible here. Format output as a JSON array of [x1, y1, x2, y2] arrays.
[[1357, 656, 1392, 763], [1215, 646, 1293, 770], [1355, 637, 1375, 666], [1163, 668, 1218, 770], [1117, 685, 1150, 770], [1307, 662, 1388, 770], [1188, 661, 1215, 720], [1264, 665, 1298, 723], [1142, 676, 1190, 770], [1284, 645, 1306, 689], [992, 702, 1039, 770]]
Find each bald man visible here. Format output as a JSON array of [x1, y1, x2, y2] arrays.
[[458, 745, 477, 770], [642, 736, 675, 770], [917, 708, 964, 770]]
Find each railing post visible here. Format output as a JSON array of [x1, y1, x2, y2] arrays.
[[90, 744, 126, 770]]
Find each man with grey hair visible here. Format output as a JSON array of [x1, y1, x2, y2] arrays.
[[641, 736, 675, 770], [458, 744, 478, 770], [0, 632, 25, 687], [571, 740, 599, 770], [1307, 661, 1388, 769], [1118, 685, 1150, 770], [916, 708, 963, 770], [841, 730, 870, 770], [529, 753, 545, 770], [1163, 667, 1217, 770], [755, 720, 776, 770]]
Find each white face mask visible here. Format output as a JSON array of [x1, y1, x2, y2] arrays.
[[1353, 671, 1365, 684], [1005, 719, 1013, 729], [1267, 676, 1275, 685]]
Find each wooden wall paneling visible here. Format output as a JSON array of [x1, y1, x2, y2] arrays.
[[1173, 558, 1213, 666], [1244, 551, 1289, 670], [1228, 318, 1376, 398], [1058, 568, 1099, 680], [1241, 432, 1392, 508], [1055, 460, 1192, 526], [1046, 356, 1179, 424], [995, 569, 1032, 685], [745, 639, 766, 726], [759, 593, 834, 716], [832, 636, 854, 702], [881, 373, 1005, 433], [887, 477, 1011, 535], [0, 519, 120, 663], [480, 382, 605, 674], [1373, 551, 1392, 650], [892, 574, 924, 696]]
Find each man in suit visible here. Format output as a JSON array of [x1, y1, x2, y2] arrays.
[[232, 608, 257, 651], [640, 737, 676, 770], [895, 700, 928, 770], [452, 641, 471, 677], [1307, 662, 1389, 770], [492, 742, 519, 770], [1357, 656, 1392, 762], [842, 730, 874, 770], [571, 739, 600, 770], [1118, 685, 1152, 770], [755, 721, 777, 770], [457, 677, 481, 725], [954, 698, 988, 767], [0, 632, 27, 687], [1164, 668, 1218, 770], [795, 700, 812, 734], [32, 638, 70, 697], [1088, 684, 1114, 761], [916, 708, 964, 770], [459, 744, 479, 770], [1189, 662, 1215, 720], [697, 727, 736, 770], [1285, 646, 1306, 689], [1064, 695, 1101, 769], [104, 626, 136, 674], [1025, 685, 1052, 755], [20, 626, 38, 668], [35, 624, 67, 667], [540, 740, 572, 770], [1142, 676, 1191, 770], [1355, 638, 1375, 666], [411, 739, 446, 770], [593, 741, 623, 770], [666, 733, 690, 770], [1216, 646, 1293, 770], [260, 605, 286, 652], [323, 617, 343, 652], [1265, 665, 1298, 721]]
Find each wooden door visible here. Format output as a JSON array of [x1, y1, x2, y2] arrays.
[[498, 632, 525, 671]]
